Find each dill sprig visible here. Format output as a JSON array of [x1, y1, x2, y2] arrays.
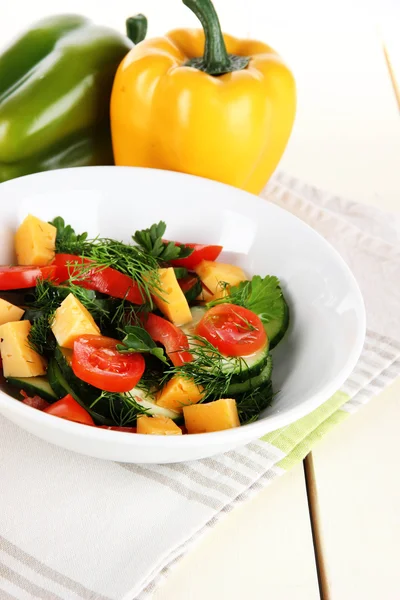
[[28, 279, 109, 323], [236, 381, 275, 425], [74, 239, 162, 307], [89, 390, 149, 426], [28, 313, 56, 356], [164, 335, 248, 400], [50, 217, 164, 306]]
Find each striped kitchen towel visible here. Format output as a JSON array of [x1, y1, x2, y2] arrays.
[[0, 173, 399, 600]]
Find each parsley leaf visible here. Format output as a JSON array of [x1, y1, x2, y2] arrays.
[[50, 217, 90, 255], [208, 275, 285, 325], [133, 221, 194, 262], [117, 326, 168, 364]]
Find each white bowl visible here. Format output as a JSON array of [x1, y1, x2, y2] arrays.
[[0, 167, 365, 463]]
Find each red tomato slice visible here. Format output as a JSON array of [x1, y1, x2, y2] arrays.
[[196, 304, 267, 357], [99, 426, 137, 433], [44, 394, 94, 425], [52, 254, 144, 304], [168, 243, 223, 270], [72, 335, 145, 392], [0, 265, 55, 290], [141, 313, 192, 366], [20, 390, 50, 411], [51, 253, 91, 283]]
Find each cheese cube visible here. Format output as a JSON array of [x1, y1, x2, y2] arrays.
[[153, 268, 192, 326], [15, 215, 57, 266], [157, 376, 204, 413], [194, 261, 247, 299], [137, 416, 182, 435], [183, 398, 240, 433], [0, 320, 47, 378], [0, 299, 25, 326], [51, 293, 100, 349]]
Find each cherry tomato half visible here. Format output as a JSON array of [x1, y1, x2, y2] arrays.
[[196, 304, 267, 357], [72, 335, 145, 392], [141, 313, 192, 366], [52, 254, 144, 304], [0, 265, 55, 290], [168, 243, 223, 270], [44, 394, 94, 425]]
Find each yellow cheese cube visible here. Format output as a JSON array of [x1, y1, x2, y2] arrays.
[[156, 376, 204, 413], [51, 293, 100, 349], [137, 415, 182, 435], [194, 261, 247, 299], [153, 268, 192, 326], [0, 320, 47, 378], [15, 215, 57, 266], [0, 299, 25, 326], [183, 398, 240, 433]]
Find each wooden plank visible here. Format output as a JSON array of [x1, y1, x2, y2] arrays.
[[307, 380, 400, 600], [153, 462, 320, 600]]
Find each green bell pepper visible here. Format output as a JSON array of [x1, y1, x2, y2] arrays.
[[0, 14, 146, 183]]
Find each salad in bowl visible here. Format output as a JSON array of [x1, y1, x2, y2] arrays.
[[0, 213, 288, 436]]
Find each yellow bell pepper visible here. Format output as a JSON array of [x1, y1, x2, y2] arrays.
[[110, 0, 296, 195]]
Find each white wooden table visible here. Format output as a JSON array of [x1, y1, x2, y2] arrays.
[[1, 2, 399, 598]]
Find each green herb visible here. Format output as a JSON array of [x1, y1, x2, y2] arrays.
[[117, 326, 168, 364], [133, 221, 193, 262], [164, 335, 247, 400], [51, 217, 164, 307], [28, 279, 108, 323], [207, 275, 285, 325], [90, 390, 150, 426], [85, 239, 161, 307], [49, 217, 92, 255], [236, 381, 275, 425], [28, 314, 56, 356]]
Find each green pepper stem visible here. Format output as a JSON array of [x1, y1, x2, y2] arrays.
[[126, 14, 148, 45], [183, 0, 230, 74]]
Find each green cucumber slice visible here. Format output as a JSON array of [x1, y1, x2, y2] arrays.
[[227, 355, 272, 395], [6, 376, 57, 402]]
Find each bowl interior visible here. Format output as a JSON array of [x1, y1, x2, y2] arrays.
[[0, 166, 365, 434]]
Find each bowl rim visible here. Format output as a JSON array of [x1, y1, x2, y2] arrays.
[[0, 166, 366, 447]]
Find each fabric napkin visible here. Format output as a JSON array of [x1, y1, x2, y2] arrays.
[[1, 173, 399, 600]]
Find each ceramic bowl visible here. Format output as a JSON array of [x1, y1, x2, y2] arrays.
[[0, 167, 365, 463]]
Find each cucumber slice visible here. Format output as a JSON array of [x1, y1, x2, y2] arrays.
[[47, 358, 69, 399], [127, 387, 180, 421], [6, 376, 58, 402], [55, 346, 97, 401], [227, 355, 272, 395], [222, 344, 269, 381], [264, 297, 290, 349]]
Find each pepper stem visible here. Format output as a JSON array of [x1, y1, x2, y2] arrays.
[[183, 0, 249, 75], [126, 14, 148, 45]]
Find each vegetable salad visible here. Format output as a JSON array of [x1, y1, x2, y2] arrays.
[[0, 214, 289, 435]]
